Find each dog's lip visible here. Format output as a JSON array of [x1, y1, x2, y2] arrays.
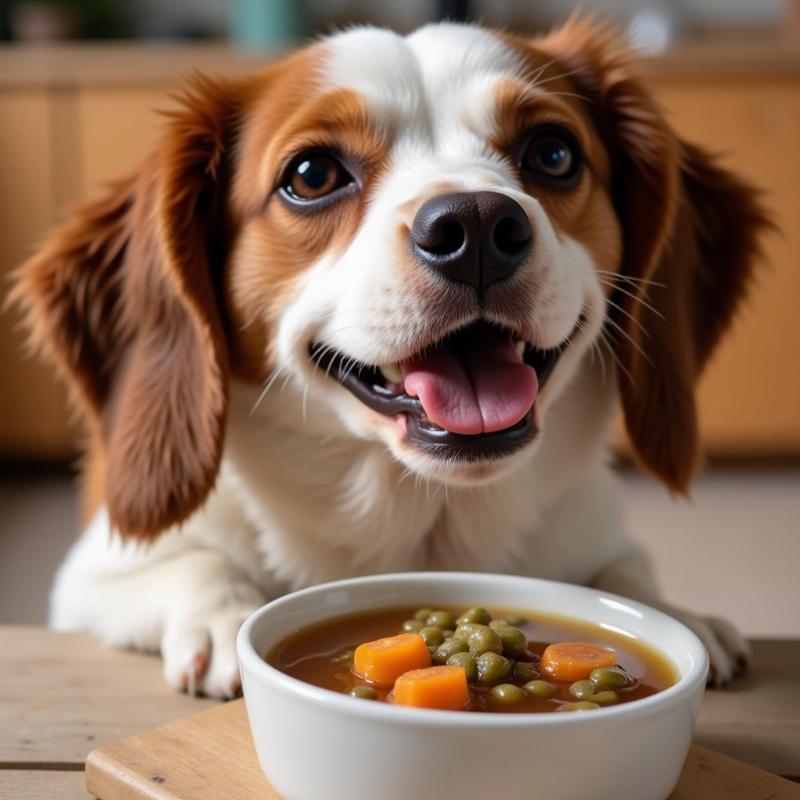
[[404, 408, 537, 460], [309, 320, 575, 458]]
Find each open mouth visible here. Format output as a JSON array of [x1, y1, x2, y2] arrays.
[[310, 320, 570, 460]]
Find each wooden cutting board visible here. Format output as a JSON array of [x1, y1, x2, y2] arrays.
[[85, 700, 800, 800]]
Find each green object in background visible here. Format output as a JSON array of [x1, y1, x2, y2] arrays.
[[231, 0, 308, 48]]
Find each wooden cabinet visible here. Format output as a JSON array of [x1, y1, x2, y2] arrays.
[[0, 88, 72, 456], [1, 43, 798, 458], [647, 75, 800, 456], [0, 86, 170, 457]]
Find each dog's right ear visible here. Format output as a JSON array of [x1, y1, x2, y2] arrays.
[[12, 74, 248, 540]]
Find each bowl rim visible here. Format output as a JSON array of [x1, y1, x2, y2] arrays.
[[237, 571, 709, 729]]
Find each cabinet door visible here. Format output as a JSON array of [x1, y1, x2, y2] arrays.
[[0, 85, 178, 458], [76, 86, 178, 193], [0, 89, 74, 457], [647, 80, 800, 455]]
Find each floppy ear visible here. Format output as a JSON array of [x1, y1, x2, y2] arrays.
[[540, 17, 768, 491], [13, 74, 245, 538]]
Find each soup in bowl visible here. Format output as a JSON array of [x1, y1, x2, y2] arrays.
[[237, 573, 708, 800]]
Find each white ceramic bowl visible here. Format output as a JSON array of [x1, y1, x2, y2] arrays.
[[237, 573, 707, 800]]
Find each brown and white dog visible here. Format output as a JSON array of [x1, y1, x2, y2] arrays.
[[15, 18, 766, 698]]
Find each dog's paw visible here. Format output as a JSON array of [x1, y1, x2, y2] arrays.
[[666, 608, 750, 687], [161, 606, 258, 699]]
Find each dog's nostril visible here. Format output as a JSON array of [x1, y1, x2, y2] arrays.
[[493, 216, 531, 258], [422, 219, 466, 256]]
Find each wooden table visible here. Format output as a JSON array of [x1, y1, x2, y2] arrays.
[[1, 628, 798, 799]]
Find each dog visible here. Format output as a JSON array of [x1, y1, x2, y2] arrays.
[[14, 17, 766, 698]]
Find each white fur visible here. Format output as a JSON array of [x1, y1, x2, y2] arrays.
[[50, 24, 748, 696]]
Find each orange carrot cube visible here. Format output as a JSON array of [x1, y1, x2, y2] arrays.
[[392, 665, 470, 710], [353, 632, 431, 688], [540, 642, 616, 682]]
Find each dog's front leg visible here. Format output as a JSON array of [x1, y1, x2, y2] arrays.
[[50, 510, 265, 698]]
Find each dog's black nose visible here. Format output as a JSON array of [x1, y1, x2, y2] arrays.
[[410, 191, 532, 295]]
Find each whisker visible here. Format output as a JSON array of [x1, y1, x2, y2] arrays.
[[597, 277, 665, 321], [532, 65, 587, 89], [602, 295, 650, 338], [397, 467, 414, 488], [310, 342, 336, 367], [603, 315, 652, 365], [250, 360, 292, 415], [539, 89, 592, 103], [596, 270, 668, 289], [315, 325, 364, 337], [599, 330, 635, 385], [593, 338, 607, 385], [525, 57, 556, 85]]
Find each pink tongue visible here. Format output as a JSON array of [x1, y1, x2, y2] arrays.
[[402, 336, 538, 435]]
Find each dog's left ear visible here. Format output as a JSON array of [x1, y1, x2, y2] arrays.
[[540, 17, 769, 491]]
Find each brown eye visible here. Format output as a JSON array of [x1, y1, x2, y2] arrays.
[[282, 152, 353, 202], [520, 127, 582, 186]]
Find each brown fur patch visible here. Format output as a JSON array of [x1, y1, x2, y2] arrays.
[[226, 60, 393, 382]]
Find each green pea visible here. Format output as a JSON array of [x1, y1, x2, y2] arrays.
[[590, 667, 629, 691], [414, 608, 434, 622], [432, 637, 468, 665], [350, 685, 377, 700], [524, 679, 555, 699], [489, 620, 509, 631], [504, 614, 527, 627], [495, 626, 528, 658], [490, 683, 526, 705], [426, 611, 456, 630], [443, 630, 454, 640], [419, 626, 444, 647], [513, 661, 539, 683], [456, 606, 491, 626], [331, 649, 354, 664], [569, 680, 598, 700], [559, 701, 600, 712], [467, 625, 503, 656], [401, 619, 424, 633], [453, 623, 480, 641], [427, 644, 439, 655], [590, 690, 619, 705], [476, 652, 513, 685], [447, 652, 478, 682]]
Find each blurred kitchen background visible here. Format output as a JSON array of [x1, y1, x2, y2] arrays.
[[0, 0, 798, 634]]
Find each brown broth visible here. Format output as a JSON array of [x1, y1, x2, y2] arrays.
[[267, 605, 678, 713]]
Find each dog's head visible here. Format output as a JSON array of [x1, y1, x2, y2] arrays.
[[14, 18, 766, 539]]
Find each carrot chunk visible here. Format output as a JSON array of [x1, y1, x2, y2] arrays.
[[540, 642, 616, 682], [392, 666, 470, 710], [353, 632, 431, 688]]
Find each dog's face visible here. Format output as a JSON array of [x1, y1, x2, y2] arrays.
[[228, 25, 620, 485], [15, 19, 765, 537]]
